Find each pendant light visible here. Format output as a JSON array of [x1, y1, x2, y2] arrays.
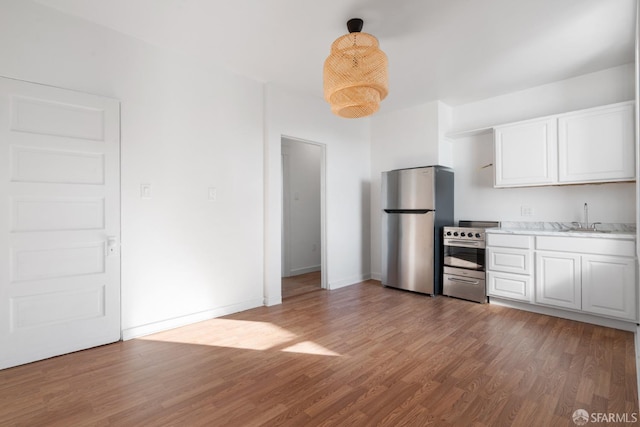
[[323, 18, 389, 118]]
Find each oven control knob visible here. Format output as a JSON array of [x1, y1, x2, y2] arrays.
[[446, 231, 452, 236], [453, 232, 459, 236], [460, 232, 465, 237], [475, 233, 481, 238]]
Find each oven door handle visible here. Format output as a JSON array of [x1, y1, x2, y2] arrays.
[[444, 239, 483, 248], [447, 277, 481, 285]]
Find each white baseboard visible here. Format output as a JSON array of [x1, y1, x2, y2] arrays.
[[289, 265, 321, 276], [490, 297, 637, 332], [329, 273, 371, 290], [121, 298, 263, 340], [370, 272, 381, 281]]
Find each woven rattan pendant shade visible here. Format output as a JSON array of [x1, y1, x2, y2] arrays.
[[323, 19, 388, 118]]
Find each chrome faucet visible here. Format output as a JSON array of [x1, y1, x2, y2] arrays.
[[583, 203, 588, 229], [571, 203, 600, 231]]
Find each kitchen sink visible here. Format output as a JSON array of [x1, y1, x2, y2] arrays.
[[567, 228, 611, 233]]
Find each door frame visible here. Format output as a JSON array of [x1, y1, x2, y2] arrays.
[[281, 143, 291, 276], [280, 135, 327, 290]]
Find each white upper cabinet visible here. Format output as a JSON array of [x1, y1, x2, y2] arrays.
[[558, 103, 635, 183], [493, 101, 635, 188], [494, 118, 557, 187]]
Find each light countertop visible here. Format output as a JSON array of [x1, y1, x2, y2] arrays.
[[486, 227, 636, 240]]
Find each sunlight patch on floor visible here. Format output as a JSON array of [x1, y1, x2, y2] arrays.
[[139, 319, 341, 356], [280, 340, 341, 356]]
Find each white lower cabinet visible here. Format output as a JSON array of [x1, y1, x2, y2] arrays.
[[488, 247, 532, 274], [535, 252, 581, 310], [487, 271, 532, 302], [487, 232, 637, 323], [486, 234, 533, 302], [582, 255, 636, 320]]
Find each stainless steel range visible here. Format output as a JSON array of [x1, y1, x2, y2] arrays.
[[442, 220, 500, 303]]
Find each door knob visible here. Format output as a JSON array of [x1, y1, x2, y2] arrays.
[[107, 236, 118, 256]]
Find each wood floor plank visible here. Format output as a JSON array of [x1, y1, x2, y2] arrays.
[[0, 280, 637, 426], [282, 271, 321, 299]]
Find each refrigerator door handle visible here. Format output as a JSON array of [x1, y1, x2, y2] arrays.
[[383, 209, 431, 214]]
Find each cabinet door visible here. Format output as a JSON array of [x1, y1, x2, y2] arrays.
[[494, 118, 557, 187], [487, 271, 532, 302], [582, 255, 636, 320], [535, 252, 581, 310], [487, 247, 532, 275], [558, 102, 635, 183]]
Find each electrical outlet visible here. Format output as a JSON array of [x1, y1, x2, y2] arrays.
[[520, 205, 534, 217]]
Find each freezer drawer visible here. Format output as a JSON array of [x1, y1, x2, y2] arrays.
[[382, 211, 434, 294]]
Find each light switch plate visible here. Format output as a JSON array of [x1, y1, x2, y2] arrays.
[[140, 184, 152, 199], [208, 187, 217, 201]]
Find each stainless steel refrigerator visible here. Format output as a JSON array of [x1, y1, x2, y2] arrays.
[[381, 166, 454, 295]]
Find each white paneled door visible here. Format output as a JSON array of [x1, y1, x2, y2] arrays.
[[0, 77, 120, 369]]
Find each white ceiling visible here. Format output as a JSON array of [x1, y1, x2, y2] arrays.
[[33, 0, 636, 113]]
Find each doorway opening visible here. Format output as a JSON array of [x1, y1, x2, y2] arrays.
[[281, 136, 326, 299]]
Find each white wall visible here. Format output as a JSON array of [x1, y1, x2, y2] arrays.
[[451, 65, 636, 224], [453, 133, 635, 223], [369, 101, 451, 278], [1, 0, 265, 338], [452, 63, 635, 132], [281, 138, 321, 276], [3, 0, 636, 343], [371, 101, 441, 172], [370, 65, 636, 277], [265, 84, 371, 305]]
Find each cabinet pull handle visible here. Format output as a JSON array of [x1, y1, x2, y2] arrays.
[[445, 240, 481, 247], [448, 277, 480, 285]]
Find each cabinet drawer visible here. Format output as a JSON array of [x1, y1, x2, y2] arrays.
[[487, 233, 533, 249], [487, 271, 532, 302], [536, 236, 635, 256], [487, 247, 532, 275]]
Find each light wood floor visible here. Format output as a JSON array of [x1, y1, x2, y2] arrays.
[[0, 280, 637, 426], [281, 270, 322, 299]]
